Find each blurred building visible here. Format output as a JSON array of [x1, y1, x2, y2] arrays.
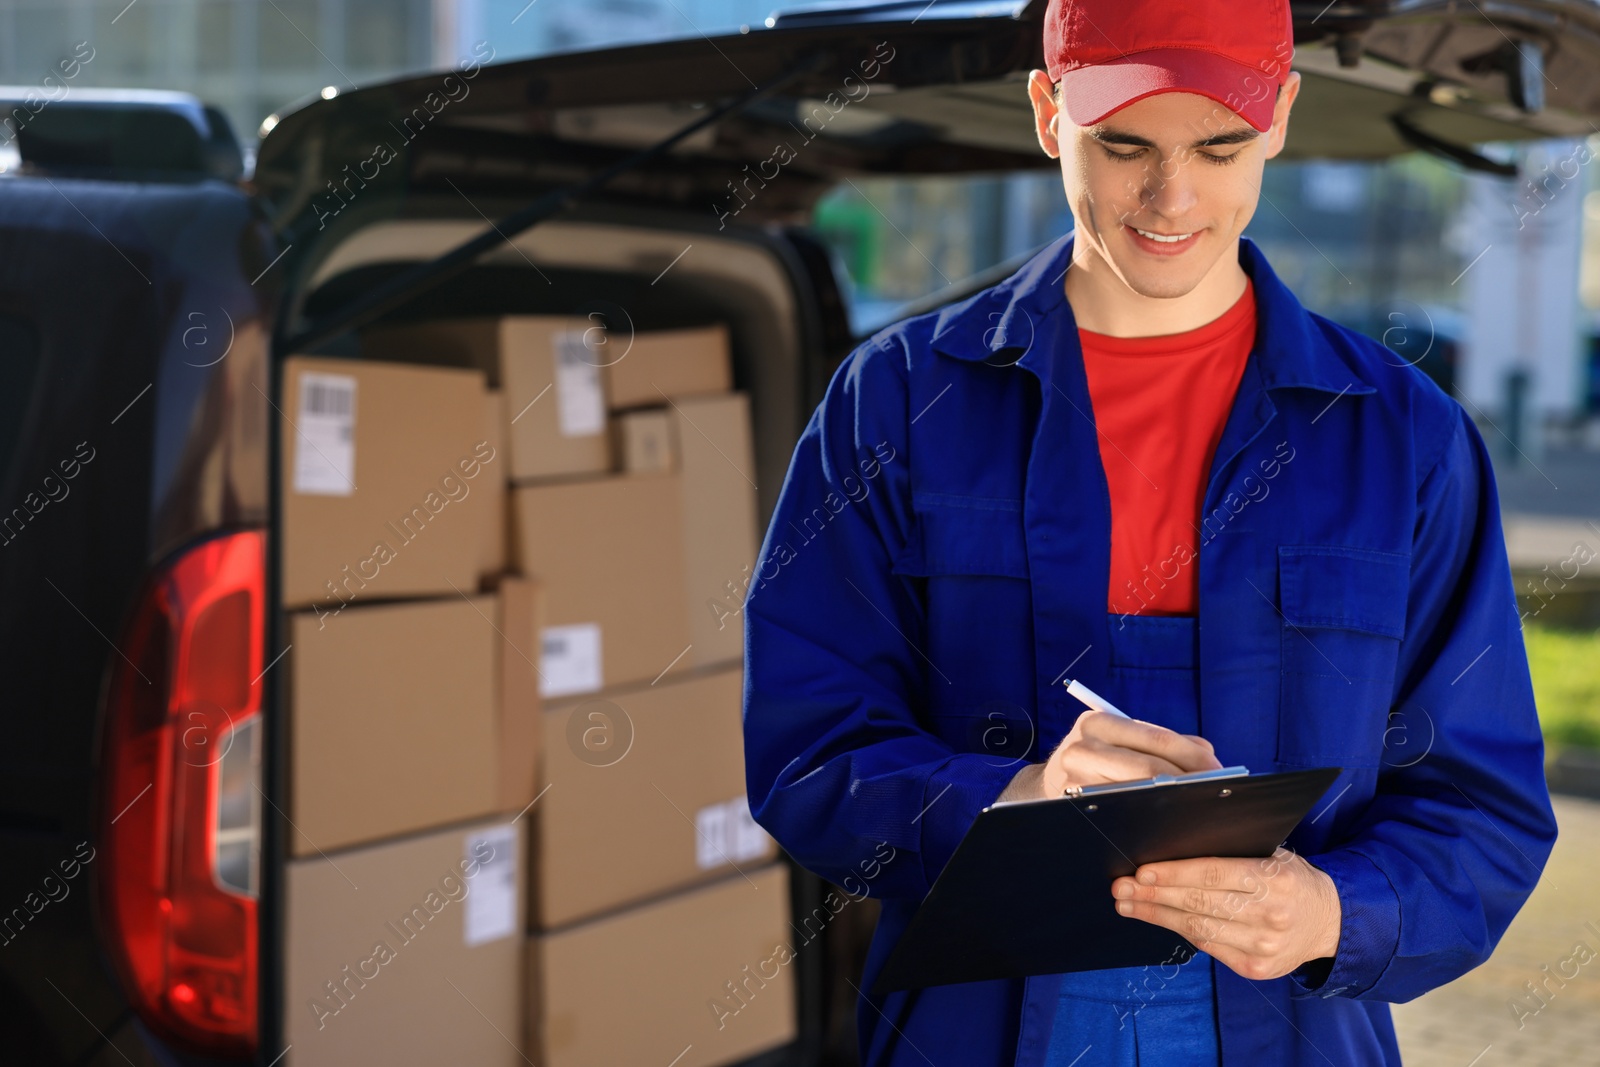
[[436, 0, 776, 67], [0, 0, 770, 147], [1458, 142, 1588, 441], [2, 0, 1597, 425], [0, 0, 433, 149]]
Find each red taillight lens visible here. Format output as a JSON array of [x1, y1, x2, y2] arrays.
[[99, 530, 264, 1057]]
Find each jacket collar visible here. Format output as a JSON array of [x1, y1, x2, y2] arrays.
[[929, 231, 1377, 397]]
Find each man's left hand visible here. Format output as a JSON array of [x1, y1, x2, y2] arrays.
[[1110, 847, 1342, 981]]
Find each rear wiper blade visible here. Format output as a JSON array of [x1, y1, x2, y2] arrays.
[[1389, 111, 1518, 178], [281, 51, 825, 353]]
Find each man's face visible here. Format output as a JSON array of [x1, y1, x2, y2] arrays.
[[1028, 72, 1300, 300]]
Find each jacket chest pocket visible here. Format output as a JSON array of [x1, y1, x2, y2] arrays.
[[892, 495, 1035, 751], [1276, 545, 1410, 768], [894, 493, 1029, 579]]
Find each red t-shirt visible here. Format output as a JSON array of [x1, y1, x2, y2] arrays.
[[1078, 278, 1256, 616]]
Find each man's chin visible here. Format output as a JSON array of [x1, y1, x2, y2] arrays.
[[1105, 240, 1229, 301], [1112, 266, 1210, 302]]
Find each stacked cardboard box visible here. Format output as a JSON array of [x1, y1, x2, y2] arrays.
[[284, 818, 527, 1065], [666, 389, 760, 666], [361, 318, 760, 692], [359, 317, 792, 1066], [279, 356, 493, 613], [532, 865, 796, 1067], [508, 472, 689, 695], [277, 356, 541, 1066], [534, 667, 775, 927]]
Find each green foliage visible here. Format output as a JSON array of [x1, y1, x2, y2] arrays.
[[1524, 623, 1600, 750]]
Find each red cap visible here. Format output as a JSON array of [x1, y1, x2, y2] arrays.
[[1043, 0, 1294, 133]]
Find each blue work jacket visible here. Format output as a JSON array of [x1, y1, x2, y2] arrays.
[[741, 232, 1559, 1066]]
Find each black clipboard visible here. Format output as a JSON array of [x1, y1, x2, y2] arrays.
[[873, 765, 1342, 995]]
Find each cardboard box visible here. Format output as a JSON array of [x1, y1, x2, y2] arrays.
[[604, 323, 732, 410], [535, 667, 773, 928], [280, 356, 494, 612], [495, 577, 543, 814], [479, 389, 507, 580], [669, 392, 759, 668], [289, 596, 501, 856], [530, 864, 795, 1067], [612, 408, 675, 474], [285, 818, 527, 1067], [509, 473, 691, 696], [363, 317, 611, 481]]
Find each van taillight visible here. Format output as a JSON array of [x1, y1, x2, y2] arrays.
[[99, 530, 264, 1057]]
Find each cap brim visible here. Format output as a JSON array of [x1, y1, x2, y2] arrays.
[[1056, 47, 1279, 133]]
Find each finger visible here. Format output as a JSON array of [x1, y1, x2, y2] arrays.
[[1111, 880, 1265, 921], [1113, 898, 1255, 952], [1082, 714, 1219, 773], [1180, 734, 1225, 770], [1068, 737, 1188, 782], [1129, 856, 1264, 894]]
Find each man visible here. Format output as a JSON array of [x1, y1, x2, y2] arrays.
[[741, 0, 1558, 1063]]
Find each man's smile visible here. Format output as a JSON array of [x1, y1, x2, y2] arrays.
[[1125, 223, 1201, 255]]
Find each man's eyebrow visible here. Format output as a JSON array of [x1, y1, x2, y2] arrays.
[[1090, 126, 1263, 149], [1089, 128, 1157, 148], [1193, 127, 1262, 147]]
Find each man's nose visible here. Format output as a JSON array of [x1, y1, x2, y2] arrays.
[[1136, 151, 1199, 219]]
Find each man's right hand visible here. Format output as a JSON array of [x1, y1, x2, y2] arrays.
[[998, 710, 1223, 802]]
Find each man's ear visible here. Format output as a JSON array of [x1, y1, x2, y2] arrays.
[[1027, 69, 1062, 160], [1262, 71, 1301, 161]]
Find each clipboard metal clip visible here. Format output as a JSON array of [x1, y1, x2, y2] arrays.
[[1062, 765, 1250, 799]]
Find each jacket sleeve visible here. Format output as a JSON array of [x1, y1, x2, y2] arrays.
[[1291, 406, 1559, 1002], [742, 335, 1020, 900]]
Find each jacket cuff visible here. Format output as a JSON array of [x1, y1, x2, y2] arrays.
[[1290, 848, 1401, 999], [917, 754, 1024, 892]]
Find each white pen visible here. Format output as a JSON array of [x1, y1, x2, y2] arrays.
[[1064, 678, 1131, 719]]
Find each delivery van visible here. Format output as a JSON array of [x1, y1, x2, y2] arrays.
[[1, 0, 1596, 1063]]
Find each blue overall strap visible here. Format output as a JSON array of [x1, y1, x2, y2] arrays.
[[1043, 613, 1221, 1067]]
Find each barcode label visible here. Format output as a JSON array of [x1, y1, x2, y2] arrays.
[[552, 331, 605, 437], [462, 824, 517, 947], [303, 379, 353, 417], [694, 795, 771, 870], [292, 371, 356, 496], [540, 622, 601, 697]]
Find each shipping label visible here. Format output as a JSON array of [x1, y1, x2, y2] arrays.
[[292, 371, 357, 495], [540, 623, 602, 697], [552, 330, 605, 437], [463, 824, 517, 947], [694, 794, 770, 870]]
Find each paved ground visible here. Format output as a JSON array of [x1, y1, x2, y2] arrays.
[[1392, 795, 1600, 1067], [1403, 441, 1600, 1064], [1491, 443, 1600, 523], [1502, 514, 1600, 573]]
